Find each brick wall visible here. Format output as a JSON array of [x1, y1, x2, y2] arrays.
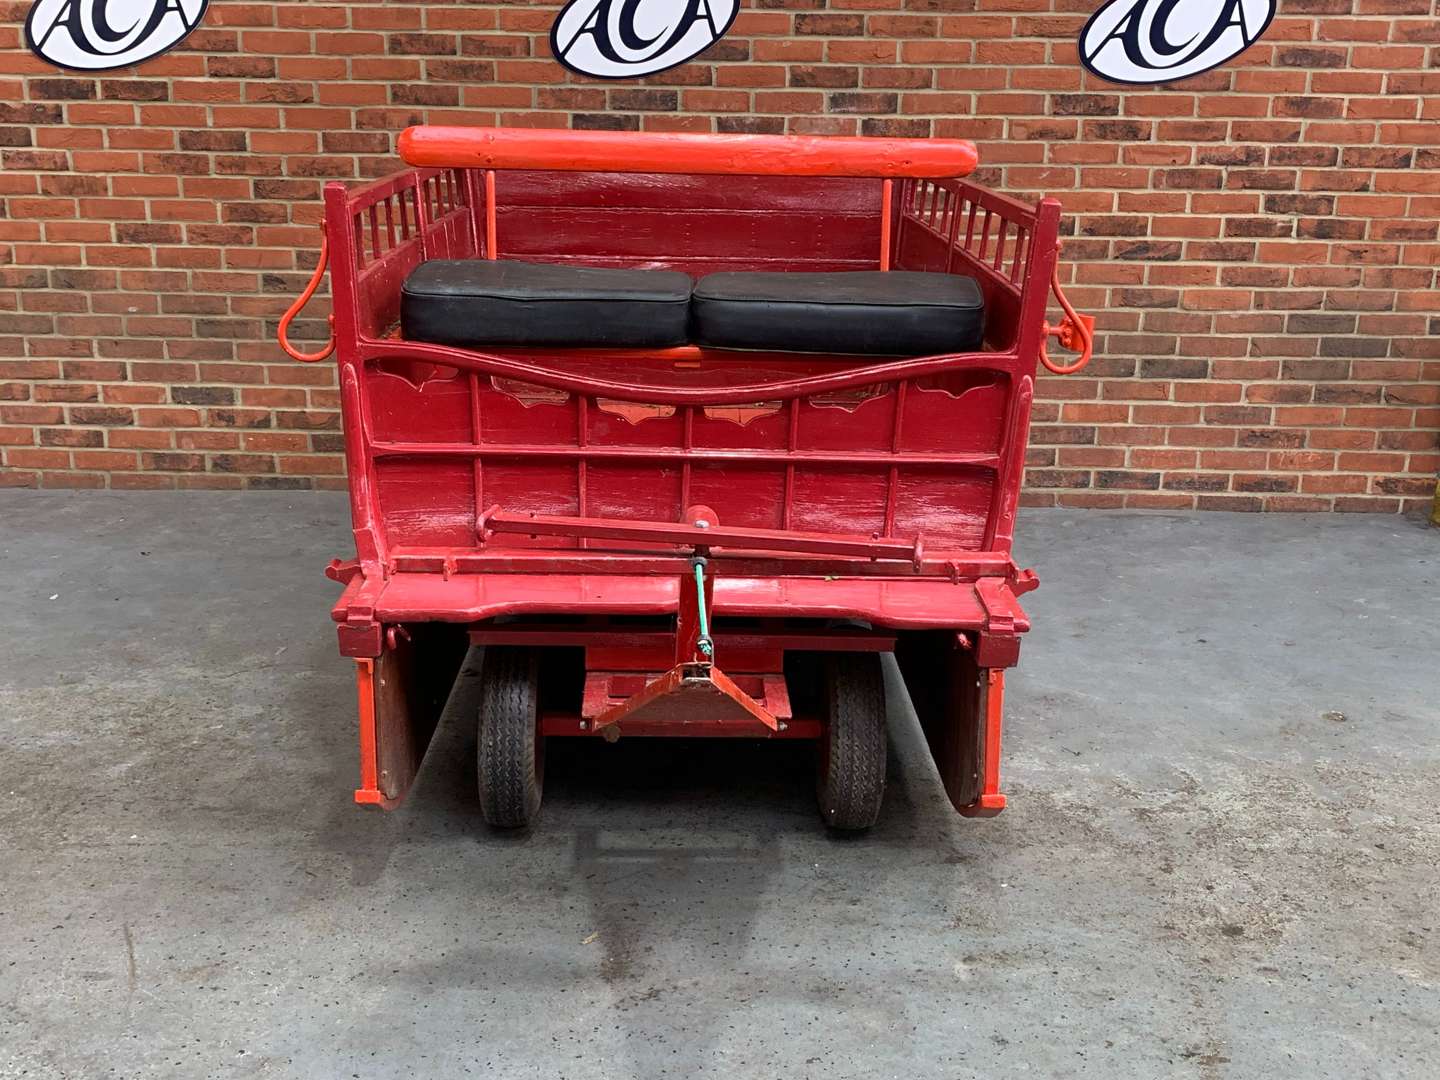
[[0, 0, 1436, 510]]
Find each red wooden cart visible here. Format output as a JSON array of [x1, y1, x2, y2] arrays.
[[279, 127, 1091, 830]]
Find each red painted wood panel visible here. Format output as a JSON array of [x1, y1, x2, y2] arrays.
[[494, 172, 881, 273], [376, 459, 475, 548], [498, 171, 879, 211], [368, 365, 472, 444]]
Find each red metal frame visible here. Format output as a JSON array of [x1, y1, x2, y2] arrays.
[[306, 129, 1070, 819]]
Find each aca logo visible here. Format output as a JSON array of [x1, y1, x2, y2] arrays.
[[25, 0, 210, 72], [553, 0, 739, 79], [1080, 0, 1275, 84]]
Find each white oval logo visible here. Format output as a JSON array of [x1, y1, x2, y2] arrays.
[[25, 0, 210, 72], [1079, 0, 1275, 85], [552, 0, 739, 80]]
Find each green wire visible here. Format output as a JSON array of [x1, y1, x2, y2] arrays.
[[694, 561, 713, 656]]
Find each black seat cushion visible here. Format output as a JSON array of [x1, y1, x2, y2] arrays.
[[402, 259, 692, 349], [691, 270, 985, 355]]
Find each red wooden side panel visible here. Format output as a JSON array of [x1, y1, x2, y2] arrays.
[[350, 168, 477, 339], [893, 178, 1029, 350], [364, 361, 1010, 553]]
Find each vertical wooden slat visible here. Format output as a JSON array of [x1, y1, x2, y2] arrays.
[[352, 214, 365, 269], [680, 406, 694, 514], [469, 371, 484, 543], [413, 176, 431, 259], [577, 396, 589, 548], [462, 168, 485, 253], [883, 381, 908, 538], [781, 397, 800, 529], [945, 193, 964, 274]]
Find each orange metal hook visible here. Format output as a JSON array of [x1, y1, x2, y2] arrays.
[[278, 233, 336, 363], [1039, 243, 1094, 375]]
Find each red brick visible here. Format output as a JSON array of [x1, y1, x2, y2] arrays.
[[0, 11, 1427, 508]]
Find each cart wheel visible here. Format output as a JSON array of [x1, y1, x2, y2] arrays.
[[477, 647, 544, 829], [816, 653, 888, 831]]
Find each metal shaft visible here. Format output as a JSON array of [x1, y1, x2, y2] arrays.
[[693, 559, 713, 658]]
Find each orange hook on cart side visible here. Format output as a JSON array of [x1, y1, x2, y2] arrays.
[[278, 233, 336, 363], [1039, 243, 1094, 375]]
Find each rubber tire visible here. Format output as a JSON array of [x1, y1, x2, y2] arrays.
[[477, 646, 544, 829], [816, 653, 888, 831]]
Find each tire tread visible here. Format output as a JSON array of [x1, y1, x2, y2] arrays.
[[817, 653, 887, 831], [477, 647, 542, 828]]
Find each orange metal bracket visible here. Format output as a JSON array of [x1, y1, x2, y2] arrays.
[[353, 658, 398, 809], [960, 669, 1007, 817], [1039, 242, 1094, 375], [278, 233, 336, 363]]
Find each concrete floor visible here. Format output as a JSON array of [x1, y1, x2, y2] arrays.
[[1, 493, 1437, 1079]]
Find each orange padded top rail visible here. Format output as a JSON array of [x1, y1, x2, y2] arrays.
[[398, 126, 979, 179]]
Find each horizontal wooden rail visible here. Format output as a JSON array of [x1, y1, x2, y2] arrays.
[[399, 126, 979, 179], [360, 339, 1016, 405], [368, 442, 1004, 470]]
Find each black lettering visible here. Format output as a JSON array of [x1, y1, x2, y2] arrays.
[[1147, 0, 1196, 58], [617, 0, 663, 52], [1086, 0, 1256, 72], [696, 0, 720, 37], [28, 0, 210, 69], [1083, 0, 1140, 64], [560, 0, 713, 65], [91, 0, 150, 43], [34, 0, 172, 56], [1165, 0, 1254, 60]]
